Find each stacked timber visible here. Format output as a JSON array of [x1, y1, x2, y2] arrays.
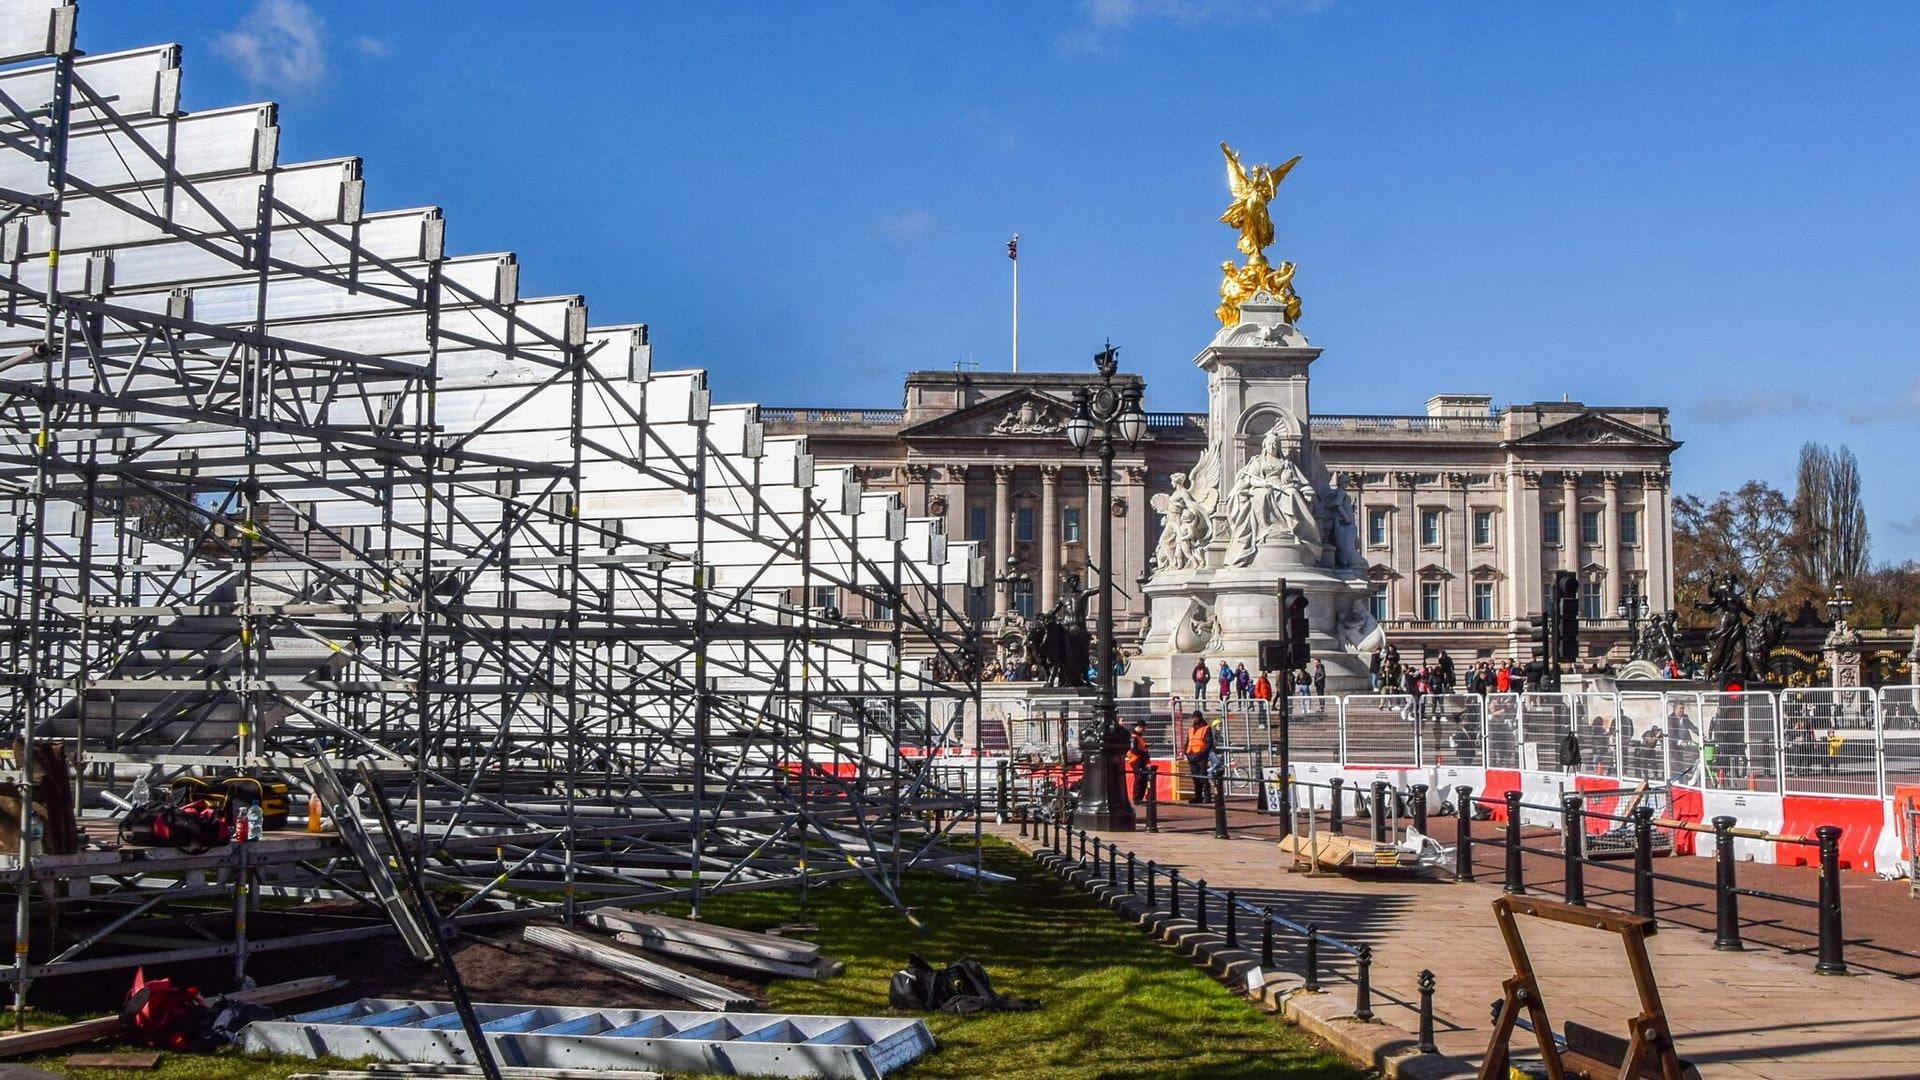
[[520, 926, 752, 1011], [585, 910, 845, 979]]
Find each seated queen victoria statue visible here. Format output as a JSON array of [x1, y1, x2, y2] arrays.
[[1223, 428, 1321, 566]]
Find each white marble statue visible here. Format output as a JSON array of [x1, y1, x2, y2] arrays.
[[1335, 595, 1386, 654], [1150, 471, 1216, 572], [1223, 428, 1321, 566]]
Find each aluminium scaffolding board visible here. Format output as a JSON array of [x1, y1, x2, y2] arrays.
[[242, 998, 936, 1079]]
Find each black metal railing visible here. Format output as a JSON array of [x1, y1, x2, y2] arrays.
[[1458, 786, 1848, 974], [1022, 812, 1401, 1025]]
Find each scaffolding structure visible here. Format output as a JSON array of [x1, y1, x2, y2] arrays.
[[0, 1, 983, 1005]]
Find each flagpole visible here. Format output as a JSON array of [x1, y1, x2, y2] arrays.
[[1008, 233, 1020, 374]]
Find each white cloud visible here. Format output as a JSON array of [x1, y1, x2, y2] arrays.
[[1063, 0, 1328, 55], [214, 0, 327, 92], [352, 36, 390, 58], [879, 209, 933, 241]]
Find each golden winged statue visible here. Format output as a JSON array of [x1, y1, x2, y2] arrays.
[[1216, 142, 1304, 327]]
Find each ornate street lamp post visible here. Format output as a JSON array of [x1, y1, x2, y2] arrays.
[[1617, 593, 1649, 660], [1065, 342, 1147, 831]]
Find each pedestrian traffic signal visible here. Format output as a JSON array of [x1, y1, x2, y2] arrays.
[[1527, 613, 1550, 660], [1283, 588, 1310, 668]]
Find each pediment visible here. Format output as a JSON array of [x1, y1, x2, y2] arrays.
[[900, 389, 1075, 440], [1367, 562, 1399, 581], [1414, 562, 1453, 580], [1469, 562, 1504, 579], [1579, 561, 1608, 577], [1510, 412, 1674, 449]]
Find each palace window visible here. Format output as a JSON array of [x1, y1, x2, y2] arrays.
[[1420, 509, 1441, 547], [1473, 510, 1493, 546], [1367, 509, 1388, 547], [1369, 583, 1389, 620], [1581, 510, 1601, 546], [1473, 581, 1495, 621], [1542, 510, 1561, 546], [873, 593, 894, 622], [1062, 507, 1082, 543], [1420, 582, 1442, 621], [968, 506, 989, 542], [811, 585, 837, 612], [1581, 578, 1602, 620], [1015, 507, 1035, 542], [1620, 510, 1639, 546], [967, 587, 990, 620]]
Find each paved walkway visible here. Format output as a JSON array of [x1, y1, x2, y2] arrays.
[[1002, 820, 1920, 1079]]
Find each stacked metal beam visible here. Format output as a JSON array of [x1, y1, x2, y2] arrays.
[[0, 0, 982, 1000]]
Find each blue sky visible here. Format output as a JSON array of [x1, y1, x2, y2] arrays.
[[83, 1, 1920, 561]]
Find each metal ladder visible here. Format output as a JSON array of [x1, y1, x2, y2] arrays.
[[303, 757, 434, 962], [242, 997, 937, 1078]]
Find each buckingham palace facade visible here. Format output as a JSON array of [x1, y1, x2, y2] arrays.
[[764, 369, 1679, 665]]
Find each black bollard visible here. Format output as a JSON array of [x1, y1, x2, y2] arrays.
[[1127, 851, 1137, 895], [1213, 766, 1230, 840], [1328, 777, 1346, 835], [1107, 842, 1118, 889], [1504, 790, 1525, 894], [1196, 879, 1210, 931], [1090, 833, 1100, 873], [1146, 859, 1157, 905], [1411, 783, 1429, 836], [1354, 945, 1375, 1020], [1253, 749, 1266, 815], [1303, 925, 1321, 991], [1632, 804, 1655, 918], [1371, 780, 1389, 842], [1261, 908, 1275, 967], [1225, 890, 1238, 947], [1456, 785, 1477, 883], [997, 761, 1010, 821], [1562, 794, 1586, 906], [1712, 815, 1744, 951], [1170, 871, 1181, 918], [1417, 969, 1437, 1054], [1146, 765, 1159, 833], [1815, 825, 1848, 975]]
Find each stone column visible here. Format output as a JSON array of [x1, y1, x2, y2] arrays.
[[1447, 472, 1470, 618], [1120, 465, 1148, 630], [904, 463, 929, 517], [1395, 471, 1418, 618], [1083, 464, 1104, 578], [1647, 470, 1673, 611], [1040, 464, 1060, 613], [1512, 466, 1543, 641], [1559, 471, 1580, 574], [992, 464, 1012, 617], [1603, 471, 1622, 614]]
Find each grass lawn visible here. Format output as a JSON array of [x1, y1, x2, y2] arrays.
[[680, 837, 1367, 1080]]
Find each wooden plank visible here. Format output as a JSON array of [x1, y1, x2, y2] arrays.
[[520, 926, 750, 1011], [67, 1052, 163, 1068], [604, 929, 825, 981], [0, 974, 346, 1059], [588, 910, 820, 961], [583, 912, 822, 970]]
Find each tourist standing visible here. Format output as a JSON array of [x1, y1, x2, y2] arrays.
[[1192, 658, 1210, 702], [1218, 660, 1234, 703], [1368, 647, 1382, 692], [1128, 719, 1153, 802], [1311, 659, 1326, 697]]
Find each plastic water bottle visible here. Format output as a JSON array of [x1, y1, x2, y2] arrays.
[[245, 802, 264, 842], [129, 774, 151, 807], [27, 811, 43, 856]]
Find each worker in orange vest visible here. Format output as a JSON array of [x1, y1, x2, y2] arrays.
[[1127, 719, 1152, 802], [1184, 711, 1217, 803]]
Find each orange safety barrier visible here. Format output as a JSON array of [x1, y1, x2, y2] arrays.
[[1776, 794, 1886, 870], [1481, 769, 1523, 820]]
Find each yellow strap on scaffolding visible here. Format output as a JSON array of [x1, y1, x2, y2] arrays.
[[46, 249, 56, 268]]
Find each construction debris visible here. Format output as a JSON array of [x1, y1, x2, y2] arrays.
[[585, 911, 843, 979], [520, 926, 752, 1011], [65, 1053, 162, 1069], [244, 998, 937, 1079], [0, 975, 345, 1059]]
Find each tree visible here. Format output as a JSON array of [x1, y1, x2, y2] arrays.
[[1789, 442, 1871, 592], [1672, 481, 1793, 626], [1852, 561, 1920, 631]]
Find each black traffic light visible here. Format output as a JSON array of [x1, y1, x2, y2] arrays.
[[1283, 588, 1310, 668], [1552, 570, 1581, 663], [1527, 613, 1550, 662]]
